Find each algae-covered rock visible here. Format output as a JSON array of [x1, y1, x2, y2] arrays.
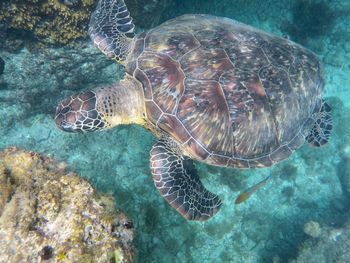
[[0, 0, 94, 45], [303, 220, 322, 238], [0, 0, 170, 47], [292, 219, 350, 263], [0, 147, 134, 262]]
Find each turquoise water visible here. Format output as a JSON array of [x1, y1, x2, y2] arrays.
[[1, 0, 350, 262]]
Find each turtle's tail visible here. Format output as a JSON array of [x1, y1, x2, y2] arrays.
[[55, 90, 106, 133]]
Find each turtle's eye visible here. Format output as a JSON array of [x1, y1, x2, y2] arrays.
[[55, 91, 106, 133]]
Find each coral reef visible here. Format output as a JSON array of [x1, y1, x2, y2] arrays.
[[0, 0, 171, 47], [0, 0, 94, 45], [303, 220, 322, 238], [0, 147, 134, 262], [291, 218, 350, 262]]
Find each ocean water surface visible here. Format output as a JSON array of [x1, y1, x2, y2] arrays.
[[0, 0, 350, 262]]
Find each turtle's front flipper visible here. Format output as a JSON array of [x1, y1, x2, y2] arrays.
[[150, 137, 222, 221], [306, 100, 333, 147], [89, 0, 135, 62]]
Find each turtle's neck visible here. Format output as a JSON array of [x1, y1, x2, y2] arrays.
[[95, 74, 145, 128]]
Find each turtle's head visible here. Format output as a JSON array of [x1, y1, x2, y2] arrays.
[[55, 91, 106, 133], [55, 79, 145, 133]]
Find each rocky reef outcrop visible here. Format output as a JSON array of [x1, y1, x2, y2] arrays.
[[0, 147, 134, 262], [0, 0, 170, 48], [0, 0, 95, 46]]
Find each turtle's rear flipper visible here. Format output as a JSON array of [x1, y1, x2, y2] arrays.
[[306, 100, 333, 147], [89, 0, 135, 61], [150, 137, 222, 221]]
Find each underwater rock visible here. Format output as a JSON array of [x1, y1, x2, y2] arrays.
[[303, 220, 321, 238], [0, 0, 170, 46], [0, 148, 134, 262], [292, 219, 350, 262], [0, 0, 94, 45], [0, 57, 4, 75]]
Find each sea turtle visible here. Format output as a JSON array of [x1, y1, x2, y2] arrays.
[[55, 0, 333, 221]]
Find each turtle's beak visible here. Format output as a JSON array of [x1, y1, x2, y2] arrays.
[[55, 91, 106, 133], [55, 100, 77, 133], [55, 117, 78, 133]]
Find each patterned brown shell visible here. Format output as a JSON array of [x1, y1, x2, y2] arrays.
[[126, 14, 324, 168]]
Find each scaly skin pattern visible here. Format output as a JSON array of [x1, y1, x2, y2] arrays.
[[126, 14, 325, 168], [150, 137, 222, 221], [89, 0, 135, 62], [55, 76, 145, 133], [55, 91, 106, 132]]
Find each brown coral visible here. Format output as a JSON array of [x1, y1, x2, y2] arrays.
[[0, 147, 134, 262], [0, 0, 172, 46], [0, 0, 94, 45]]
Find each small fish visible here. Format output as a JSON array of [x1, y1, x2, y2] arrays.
[[235, 176, 271, 204]]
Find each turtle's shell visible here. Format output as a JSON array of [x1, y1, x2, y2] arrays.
[[126, 14, 324, 168]]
